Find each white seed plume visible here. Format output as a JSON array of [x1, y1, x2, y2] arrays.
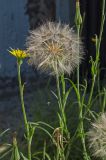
[[26, 22, 83, 75], [88, 113, 106, 159], [0, 144, 10, 154]]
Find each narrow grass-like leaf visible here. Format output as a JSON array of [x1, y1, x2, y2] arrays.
[[0, 148, 12, 159], [29, 121, 54, 130], [0, 129, 10, 138], [20, 152, 28, 160]]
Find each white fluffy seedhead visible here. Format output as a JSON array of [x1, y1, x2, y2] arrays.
[[26, 22, 83, 75], [88, 113, 106, 159]]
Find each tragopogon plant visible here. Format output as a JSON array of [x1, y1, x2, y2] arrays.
[[26, 22, 83, 76], [88, 113, 106, 159], [26, 21, 83, 159]]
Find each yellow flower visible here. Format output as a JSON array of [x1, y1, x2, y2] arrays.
[[8, 48, 29, 59]]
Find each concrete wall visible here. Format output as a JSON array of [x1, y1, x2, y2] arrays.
[[0, 0, 29, 77]]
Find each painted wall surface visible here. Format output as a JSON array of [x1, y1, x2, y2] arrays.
[[0, 0, 29, 77], [56, 0, 75, 25], [0, 0, 75, 78]]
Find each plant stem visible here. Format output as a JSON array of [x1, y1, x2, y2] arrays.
[[102, 88, 106, 113], [88, 75, 96, 107], [56, 74, 69, 132], [76, 21, 89, 159], [97, 0, 105, 55], [28, 140, 31, 160], [79, 106, 89, 160], [77, 27, 80, 92], [56, 73, 69, 160], [76, 25, 89, 160], [56, 73, 62, 111], [17, 59, 31, 160], [88, 0, 105, 111], [96, 0, 105, 105]]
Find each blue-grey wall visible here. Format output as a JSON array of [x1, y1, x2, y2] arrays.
[[0, 0, 75, 78], [0, 0, 29, 77], [56, 0, 75, 25]]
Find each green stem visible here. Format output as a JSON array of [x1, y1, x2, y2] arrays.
[[96, 0, 105, 106], [17, 60, 28, 129], [102, 88, 106, 113], [56, 74, 69, 132], [56, 146, 59, 160], [76, 22, 89, 160], [28, 140, 31, 160], [56, 74, 63, 159], [97, 68, 102, 105], [77, 27, 80, 92], [97, 0, 105, 55], [79, 107, 89, 160], [56, 73, 62, 111], [56, 73, 68, 160], [17, 59, 31, 160], [88, 75, 96, 107]]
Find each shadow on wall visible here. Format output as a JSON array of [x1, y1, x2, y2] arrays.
[[26, 0, 56, 29]]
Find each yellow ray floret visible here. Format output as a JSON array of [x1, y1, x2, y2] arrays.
[[8, 48, 29, 59]]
